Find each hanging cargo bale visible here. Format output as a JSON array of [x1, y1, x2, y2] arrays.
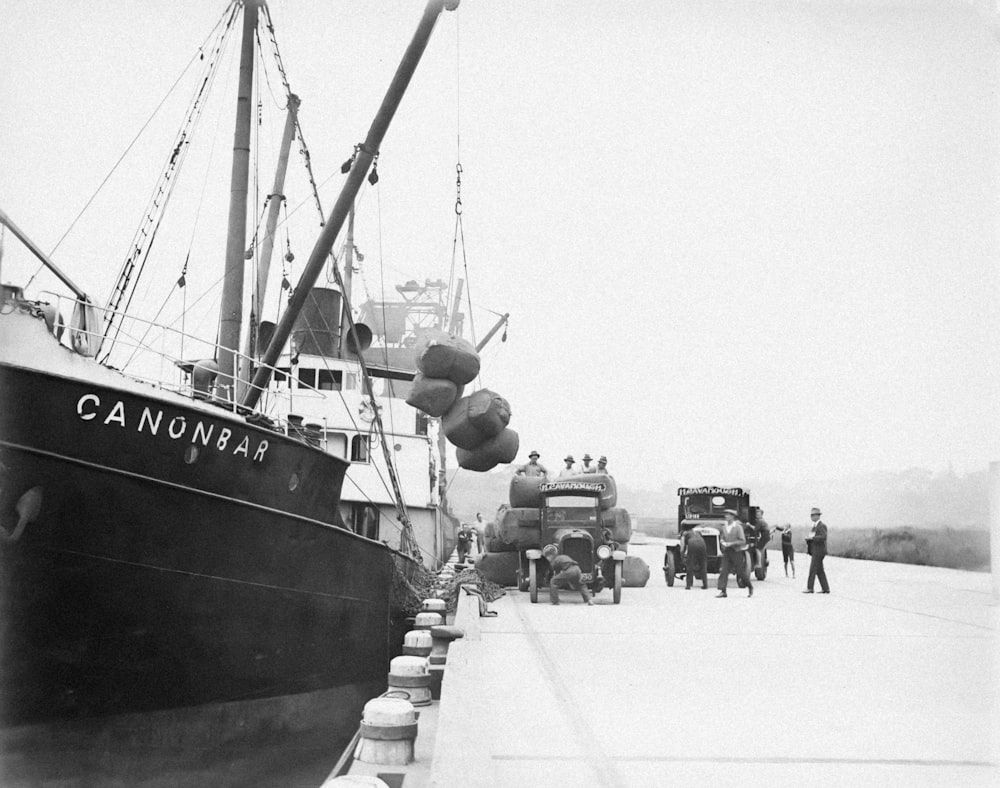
[[509, 475, 545, 508], [622, 555, 651, 587], [416, 331, 480, 385], [405, 373, 462, 418], [495, 506, 542, 549], [443, 389, 511, 450], [474, 551, 521, 587], [599, 507, 632, 543], [456, 428, 518, 472]]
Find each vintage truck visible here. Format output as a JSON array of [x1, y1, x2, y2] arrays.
[[662, 486, 767, 586], [476, 473, 646, 601]]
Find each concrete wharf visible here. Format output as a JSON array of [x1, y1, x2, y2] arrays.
[[345, 539, 998, 788]]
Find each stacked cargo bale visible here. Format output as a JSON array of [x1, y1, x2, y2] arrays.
[[404, 329, 518, 473]]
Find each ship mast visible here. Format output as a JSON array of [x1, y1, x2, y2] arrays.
[[243, 0, 459, 409], [217, 0, 260, 402]]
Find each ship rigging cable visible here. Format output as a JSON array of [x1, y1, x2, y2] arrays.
[[23, 0, 240, 289], [100, 3, 240, 362], [260, 7, 418, 556]]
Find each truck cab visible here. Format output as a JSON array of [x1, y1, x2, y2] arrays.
[[663, 486, 759, 586]]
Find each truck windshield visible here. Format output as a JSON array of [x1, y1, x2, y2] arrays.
[[683, 495, 740, 518], [544, 495, 599, 508]]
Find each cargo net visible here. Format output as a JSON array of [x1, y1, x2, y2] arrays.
[[390, 561, 505, 616]]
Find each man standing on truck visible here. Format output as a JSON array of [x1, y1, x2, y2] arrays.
[[515, 450, 548, 478], [717, 509, 753, 598], [580, 454, 596, 473], [681, 528, 708, 590], [557, 455, 577, 478], [542, 545, 593, 605], [804, 507, 830, 593]]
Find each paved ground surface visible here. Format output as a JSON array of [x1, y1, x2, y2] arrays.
[[428, 541, 999, 788]]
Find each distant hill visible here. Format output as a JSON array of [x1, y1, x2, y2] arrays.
[[445, 465, 990, 532]]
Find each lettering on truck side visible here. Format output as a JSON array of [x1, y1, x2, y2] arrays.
[[76, 393, 269, 463]]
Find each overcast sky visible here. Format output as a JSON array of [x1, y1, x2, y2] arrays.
[[2, 0, 998, 490]]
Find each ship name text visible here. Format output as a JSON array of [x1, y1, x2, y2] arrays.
[[76, 393, 269, 463]]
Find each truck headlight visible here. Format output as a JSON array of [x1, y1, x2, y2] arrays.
[[596, 544, 612, 560]]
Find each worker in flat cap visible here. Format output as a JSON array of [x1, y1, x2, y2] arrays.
[[542, 544, 593, 605], [717, 509, 753, 598], [557, 454, 577, 478], [515, 450, 548, 478], [803, 507, 830, 593]]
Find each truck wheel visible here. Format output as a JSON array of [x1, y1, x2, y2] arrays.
[[664, 551, 676, 587], [529, 559, 538, 604], [754, 552, 767, 581], [613, 560, 623, 604], [516, 568, 529, 593]]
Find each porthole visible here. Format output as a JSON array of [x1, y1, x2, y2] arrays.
[[288, 472, 300, 492], [184, 446, 199, 464]]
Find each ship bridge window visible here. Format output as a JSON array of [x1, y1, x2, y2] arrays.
[[351, 434, 370, 463], [350, 502, 380, 540], [326, 431, 348, 458], [317, 370, 343, 390], [415, 413, 430, 436], [297, 368, 317, 389]]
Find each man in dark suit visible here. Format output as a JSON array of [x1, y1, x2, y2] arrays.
[[803, 507, 830, 593]]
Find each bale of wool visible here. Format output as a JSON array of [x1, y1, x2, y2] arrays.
[[417, 332, 480, 385], [405, 373, 462, 418], [495, 506, 542, 549], [509, 475, 545, 508], [443, 389, 511, 450], [599, 507, 632, 543], [622, 555, 651, 587], [455, 427, 519, 472]]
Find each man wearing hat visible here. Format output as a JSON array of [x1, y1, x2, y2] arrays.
[[557, 455, 577, 478], [580, 454, 597, 474], [596, 456, 610, 476], [716, 509, 753, 598], [515, 451, 548, 478], [804, 507, 830, 593], [542, 544, 593, 605]]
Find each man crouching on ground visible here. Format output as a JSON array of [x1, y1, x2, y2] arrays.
[[542, 544, 593, 605]]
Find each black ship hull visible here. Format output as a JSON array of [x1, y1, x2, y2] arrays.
[[0, 358, 413, 782]]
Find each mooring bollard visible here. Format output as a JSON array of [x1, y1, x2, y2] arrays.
[[429, 624, 465, 666], [352, 697, 418, 766], [387, 655, 432, 707], [421, 598, 447, 614], [402, 629, 433, 657], [413, 611, 445, 630], [428, 663, 446, 700]]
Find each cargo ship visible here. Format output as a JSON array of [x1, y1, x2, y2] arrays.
[[0, 1, 463, 783]]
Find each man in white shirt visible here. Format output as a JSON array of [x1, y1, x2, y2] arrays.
[[557, 455, 577, 478], [580, 454, 596, 474]]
